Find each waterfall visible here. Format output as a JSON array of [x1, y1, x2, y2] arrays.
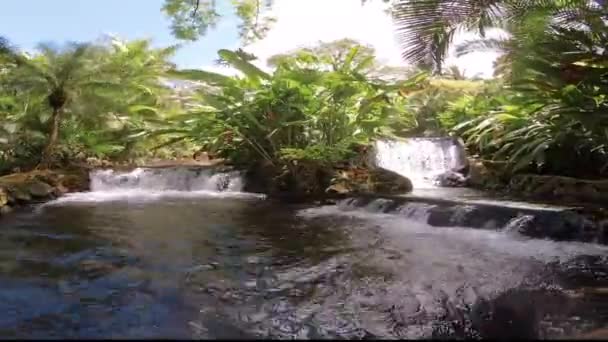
[[90, 167, 244, 192], [42, 167, 257, 206], [372, 138, 468, 188]]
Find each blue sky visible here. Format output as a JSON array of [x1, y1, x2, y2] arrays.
[[0, 0, 239, 68]]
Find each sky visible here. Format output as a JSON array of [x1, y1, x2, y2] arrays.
[[0, 0, 502, 78]]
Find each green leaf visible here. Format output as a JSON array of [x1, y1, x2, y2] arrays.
[[217, 49, 270, 82], [167, 69, 234, 86]]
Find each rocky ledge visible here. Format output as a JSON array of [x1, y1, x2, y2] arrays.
[[243, 160, 413, 201], [508, 174, 608, 204], [0, 169, 89, 215]]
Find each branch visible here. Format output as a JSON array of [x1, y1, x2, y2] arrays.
[[191, 0, 200, 18]]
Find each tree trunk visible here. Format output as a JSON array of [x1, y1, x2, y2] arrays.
[[39, 107, 62, 168]]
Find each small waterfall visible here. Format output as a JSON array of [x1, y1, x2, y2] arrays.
[[503, 215, 537, 236], [396, 203, 436, 221], [90, 168, 244, 192], [41, 167, 258, 206], [372, 138, 468, 188]]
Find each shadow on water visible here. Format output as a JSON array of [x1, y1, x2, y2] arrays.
[[0, 195, 607, 339]]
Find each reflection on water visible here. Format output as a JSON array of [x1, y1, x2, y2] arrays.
[[0, 195, 607, 339]]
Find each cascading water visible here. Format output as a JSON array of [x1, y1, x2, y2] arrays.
[[44, 167, 260, 205], [90, 168, 243, 192], [372, 138, 468, 188]]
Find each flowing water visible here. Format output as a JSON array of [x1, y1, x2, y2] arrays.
[[0, 168, 607, 339], [372, 138, 468, 188]]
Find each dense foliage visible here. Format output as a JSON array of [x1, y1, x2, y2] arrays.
[[0, 37, 183, 172], [156, 44, 427, 166]]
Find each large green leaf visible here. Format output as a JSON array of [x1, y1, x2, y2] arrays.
[[217, 49, 270, 82], [167, 69, 235, 86]]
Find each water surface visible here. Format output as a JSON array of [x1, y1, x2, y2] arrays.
[[0, 191, 607, 339]]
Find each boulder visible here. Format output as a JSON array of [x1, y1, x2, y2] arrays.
[[368, 168, 413, 194], [432, 170, 467, 187], [26, 180, 54, 198], [8, 186, 31, 202], [326, 167, 413, 195]]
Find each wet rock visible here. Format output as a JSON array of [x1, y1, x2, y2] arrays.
[[368, 168, 413, 194], [503, 215, 537, 235], [53, 184, 70, 196], [432, 170, 467, 188], [9, 186, 31, 202], [327, 167, 413, 195], [509, 174, 608, 203], [0, 188, 8, 207], [26, 180, 54, 198]]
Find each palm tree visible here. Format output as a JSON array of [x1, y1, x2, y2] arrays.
[[389, 0, 602, 73], [2, 38, 177, 167], [2, 42, 98, 166]]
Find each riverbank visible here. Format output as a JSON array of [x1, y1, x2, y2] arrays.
[[0, 168, 90, 215]]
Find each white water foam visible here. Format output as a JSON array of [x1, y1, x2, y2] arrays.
[[297, 203, 608, 262], [372, 138, 467, 188], [43, 167, 264, 206]]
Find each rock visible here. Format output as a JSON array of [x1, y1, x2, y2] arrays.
[[432, 170, 467, 187], [26, 180, 54, 198], [503, 215, 537, 235], [326, 167, 412, 195], [33, 173, 58, 187], [8, 186, 31, 202], [0, 188, 8, 206], [325, 181, 351, 195], [467, 158, 492, 188], [507, 174, 608, 203], [368, 168, 413, 194], [86, 157, 102, 167], [53, 184, 69, 196]]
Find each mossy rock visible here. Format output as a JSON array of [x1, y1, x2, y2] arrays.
[[368, 168, 413, 194], [26, 180, 54, 198], [327, 167, 413, 195], [7, 186, 31, 202]]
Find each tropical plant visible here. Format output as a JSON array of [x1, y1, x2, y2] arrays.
[[0, 37, 177, 168], [157, 44, 427, 167], [390, 0, 604, 74], [450, 4, 608, 177]]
